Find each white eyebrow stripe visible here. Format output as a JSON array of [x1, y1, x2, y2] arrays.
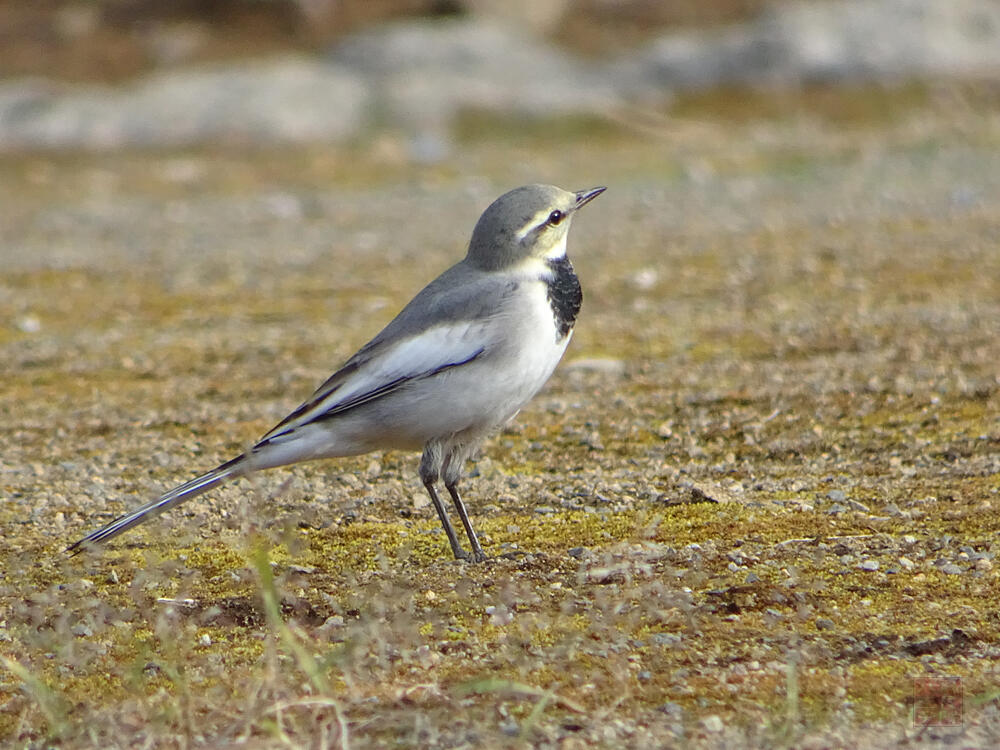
[[514, 208, 555, 241]]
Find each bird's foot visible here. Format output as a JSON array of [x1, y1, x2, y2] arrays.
[[452, 547, 489, 563]]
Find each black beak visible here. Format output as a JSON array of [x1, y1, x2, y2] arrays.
[[574, 186, 606, 210]]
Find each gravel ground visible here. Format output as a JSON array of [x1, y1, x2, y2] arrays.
[[2, 90, 999, 748]]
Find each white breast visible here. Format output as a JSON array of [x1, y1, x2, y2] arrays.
[[484, 277, 571, 423], [378, 277, 569, 445]]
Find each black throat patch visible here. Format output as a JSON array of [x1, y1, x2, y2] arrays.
[[545, 256, 582, 341]]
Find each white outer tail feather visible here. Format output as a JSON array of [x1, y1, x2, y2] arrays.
[[67, 457, 245, 553]]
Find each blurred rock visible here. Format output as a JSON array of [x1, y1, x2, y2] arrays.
[[0, 56, 368, 150], [637, 0, 1000, 90], [329, 18, 631, 161], [332, 19, 624, 127], [1, 1, 998, 152], [460, 0, 570, 35]]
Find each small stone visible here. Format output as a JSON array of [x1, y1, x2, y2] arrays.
[[199, 633, 212, 646], [487, 606, 513, 626], [659, 701, 683, 718], [816, 618, 835, 630], [638, 670, 652, 682], [975, 558, 993, 571], [17, 315, 42, 333], [567, 546, 587, 558], [652, 632, 682, 647], [899, 557, 915, 569], [826, 489, 846, 502], [939, 563, 963, 575], [745, 572, 761, 584], [320, 615, 345, 631], [847, 499, 871, 512], [702, 715, 724, 733], [72, 624, 93, 637], [859, 560, 879, 572]]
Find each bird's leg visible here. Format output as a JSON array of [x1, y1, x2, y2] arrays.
[[445, 480, 487, 563], [423, 478, 468, 561]]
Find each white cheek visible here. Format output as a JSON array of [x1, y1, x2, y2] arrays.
[[544, 232, 568, 260]]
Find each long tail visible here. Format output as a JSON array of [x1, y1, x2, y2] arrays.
[[67, 454, 246, 554]]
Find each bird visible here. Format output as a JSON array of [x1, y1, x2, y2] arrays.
[[69, 183, 605, 562]]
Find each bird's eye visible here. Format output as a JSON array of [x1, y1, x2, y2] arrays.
[[548, 210, 564, 226]]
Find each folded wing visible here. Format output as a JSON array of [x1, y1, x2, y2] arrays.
[[260, 322, 487, 443]]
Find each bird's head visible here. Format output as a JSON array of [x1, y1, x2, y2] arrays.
[[466, 184, 605, 271]]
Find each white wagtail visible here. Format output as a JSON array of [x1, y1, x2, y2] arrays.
[[69, 184, 605, 562]]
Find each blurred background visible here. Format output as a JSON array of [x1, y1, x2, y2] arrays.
[[0, 0, 791, 81], [1, 0, 998, 153], [3, 3, 1000, 747]]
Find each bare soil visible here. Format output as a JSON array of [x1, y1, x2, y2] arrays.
[[2, 85, 999, 748]]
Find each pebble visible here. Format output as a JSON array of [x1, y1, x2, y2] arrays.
[[659, 702, 683, 718], [859, 560, 879, 572], [816, 618, 835, 630], [702, 715, 724, 733], [939, 563, 963, 575], [652, 633, 682, 647], [320, 615, 345, 630]]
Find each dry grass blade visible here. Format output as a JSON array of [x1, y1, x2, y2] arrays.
[[1, 657, 70, 740], [249, 543, 350, 749]]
